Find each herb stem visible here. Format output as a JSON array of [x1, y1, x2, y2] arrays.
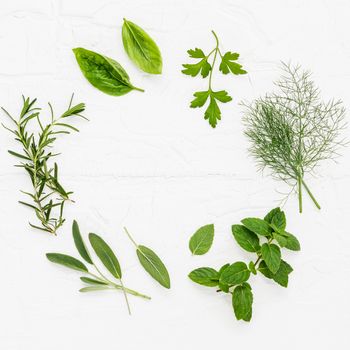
[[297, 174, 303, 213], [208, 30, 220, 90], [132, 86, 145, 93], [302, 180, 321, 210], [123, 227, 138, 248]]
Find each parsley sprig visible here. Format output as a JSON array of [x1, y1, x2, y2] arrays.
[[182, 30, 247, 128]]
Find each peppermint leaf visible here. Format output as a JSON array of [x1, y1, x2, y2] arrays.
[[188, 267, 219, 287], [219, 262, 250, 286], [241, 217, 273, 237], [232, 282, 253, 322], [189, 224, 214, 255], [261, 243, 281, 274], [232, 224, 260, 253]]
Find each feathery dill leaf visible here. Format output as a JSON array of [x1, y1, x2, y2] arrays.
[[242, 63, 347, 213]]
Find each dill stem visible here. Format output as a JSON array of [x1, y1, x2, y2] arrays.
[[302, 180, 321, 210], [297, 175, 303, 213]]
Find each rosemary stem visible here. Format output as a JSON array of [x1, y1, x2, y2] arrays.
[[302, 180, 321, 210]]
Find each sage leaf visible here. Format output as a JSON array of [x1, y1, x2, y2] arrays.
[[73, 47, 143, 96], [241, 218, 272, 237], [122, 18, 162, 74], [232, 224, 260, 252], [46, 253, 87, 272], [72, 220, 92, 264], [79, 286, 112, 293], [136, 245, 171, 289], [189, 224, 214, 255], [263, 207, 281, 223], [219, 262, 250, 286], [261, 243, 281, 274], [88, 233, 122, 279], [188, 267, 219, 287], [232, 282, 253, 322], [80, 277, 108, 285], [284, 232, 301, 251]]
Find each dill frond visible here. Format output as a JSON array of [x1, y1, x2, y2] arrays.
[[242, 63, 347, 213]]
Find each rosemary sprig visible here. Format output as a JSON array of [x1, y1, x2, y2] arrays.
[[242, 63, 347, 213], [2, 95, 86, 234]]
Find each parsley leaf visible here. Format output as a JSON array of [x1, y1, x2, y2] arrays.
[[219, 52, 247, 75], [182, 31, 247, 127]]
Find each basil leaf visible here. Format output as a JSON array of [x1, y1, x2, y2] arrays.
[[232, 224, 260, 252], [122, 18, 162, 74], [263, 207, 281, 223], [232, 282, 253, 322], [72, 220, 92, 264], [188, 267, 219, 287], [46, 253, 87, 272], [80, 277, 108, 285], [219, 262, 250, 286], [261, 243, 281, 273], [72, 47, 143, 96], [284, 232, 301, 251], [88, 233, 122, 279], [189, 224, 214, 255], [241, 218, 272, 237], [136, 245, 171, 289]]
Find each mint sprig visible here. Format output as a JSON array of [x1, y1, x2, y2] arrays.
[[188, 207, 300, 322]]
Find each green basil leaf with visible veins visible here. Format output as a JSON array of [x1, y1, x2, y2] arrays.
[[189, 224, 214, 255], [122, 18, 162, 74], [261, 243, 281, 274], [232, 224, 260, 252], [219, 262, 250, 286], [88, 233, 122, 279], [73, 47, 143, 96], [232, 282, 253, 322], [136, 245, 171, 289], [46, 253, 88, 272], [72, 220, 92, 264], [188, 267, 219, 287]]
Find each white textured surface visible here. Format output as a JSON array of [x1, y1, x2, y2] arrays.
[[0, 0, 350, 349]]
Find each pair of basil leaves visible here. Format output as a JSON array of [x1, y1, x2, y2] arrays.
[[73, 18, 162, 96]]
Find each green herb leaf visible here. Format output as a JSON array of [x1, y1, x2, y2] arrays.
[[264, 207, 281, 223], [271, 210, 286, 232], [72, 220, 92, 264], [258, 260, 293, 287], [88, 233, 122, 279], [261, 243, 281, 274], [241, 217, 272, 237], [80, 277, 108, 285], [232, 282, 253, 322], [284, 232, 301, 251], [182, 31, 246, 127], [219, 52, 247, 75], [188, 267, 219, 287], [189, 224, 214, 255], [273, 232, 287, 247], [248, 261, 257, 275], [219, 262, 250, 286], [232, 224, 260, 252], [73, 47, 143, 96], [46, 253, 88, 272], [136, 245, 171, 289], [122, 18, 162, 74]]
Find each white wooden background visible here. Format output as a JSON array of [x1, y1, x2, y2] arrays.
[[0, 0, 349, 349]]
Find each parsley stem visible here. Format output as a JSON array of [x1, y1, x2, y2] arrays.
[[208, 30, 220, 90]]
